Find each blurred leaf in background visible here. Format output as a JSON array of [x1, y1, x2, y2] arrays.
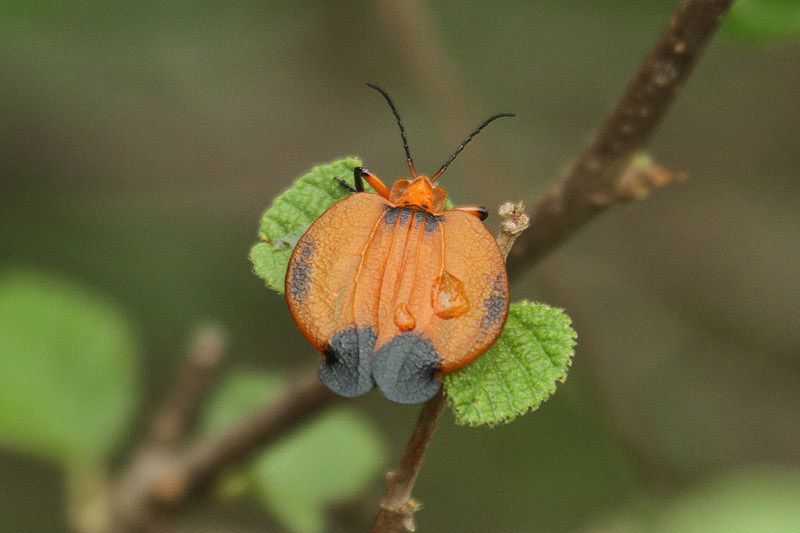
[[650, 466, 800, 533], [600, 466, 800, 532], [0, 269, 139, 466], [723, 0, 800, 45]]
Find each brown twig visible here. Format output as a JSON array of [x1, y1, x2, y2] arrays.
[[109, 365, 340, 532], [371, 390, 447, 532], [149, 323, 228, 445], [109, 324, 229, 532], [507, 0, 733, 275], [166, 365, 339, 499]]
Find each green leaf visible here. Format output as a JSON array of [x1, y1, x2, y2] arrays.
[[202, 371, 385, 533], [252, 409, 384, 533], [651, 467, 800, 532], [202, 372, 287, 433], [443, 301, 576, 426], [723, 0, 800, 45], [0, 269, 139, 464], [250, 158, 362, 293]]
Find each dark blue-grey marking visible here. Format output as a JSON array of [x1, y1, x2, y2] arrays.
[[382, 204, 399, 224], [413, 209, 442, 232], [382, 205, 440, 232], [319, 326, 377, 398], [288, 238, 315, 303], [424, 213, 442, 232], [382, 205, 412, 225], [480, 271, 509, 330], [399, 207, 412, 225], [373, 332, 442, 404]]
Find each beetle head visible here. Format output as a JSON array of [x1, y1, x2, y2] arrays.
[[390, 175, 447, 213]]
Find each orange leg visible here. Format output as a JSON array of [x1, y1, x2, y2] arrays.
[[354, 167, 391, 199], [450, 205, 488, 220]]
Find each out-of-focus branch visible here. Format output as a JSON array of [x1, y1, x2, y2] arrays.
[[371, 390, 446, 533], [149, 324, 228, 445], [507, 0, 733, 275], [108, 324, 230, 532], [166, 366, 339, 498], [109, 365, 340, 532]]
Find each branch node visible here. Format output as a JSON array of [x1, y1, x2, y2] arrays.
[[617, 152, 687, 201], [497, 202, 531, 260]]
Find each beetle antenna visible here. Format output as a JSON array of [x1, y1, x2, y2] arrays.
[[366, 83, 418, 177], [430, 113, 515, 182]]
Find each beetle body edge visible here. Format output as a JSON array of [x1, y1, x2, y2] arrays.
[[285, 172, 509, 404]]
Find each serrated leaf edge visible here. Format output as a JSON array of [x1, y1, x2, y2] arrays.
[[448, 301, 576, 427]]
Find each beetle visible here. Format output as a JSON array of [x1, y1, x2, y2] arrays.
[[285, 84, 513, 403]]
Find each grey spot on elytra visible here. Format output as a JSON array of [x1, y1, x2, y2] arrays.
[[319, 326, 377, 398], [412, 208, 442, 232], [288, 239, 315, 303], [373, 332, 442, 404], [382, 205, 399, 224], [424, 213, 441, 232], [480, 272, 509, 330], [382, 205, 414, 226], [382, 205, 440, 231]]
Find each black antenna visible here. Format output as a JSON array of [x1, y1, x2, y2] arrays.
[[430, 113, 515, 182], [366, 83, 418, 177]]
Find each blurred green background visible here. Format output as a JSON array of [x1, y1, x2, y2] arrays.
[[1, 1, 799, 531]]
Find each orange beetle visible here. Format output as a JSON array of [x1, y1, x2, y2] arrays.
[[286, 84, 512, 403]]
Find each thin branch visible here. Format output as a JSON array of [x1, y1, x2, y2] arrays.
[[109, 365, 340, 532], [104, 325, 229, 532], [149, 324, 228, 445], [166, 366, 340, 498], [507, 0, 733, 275], [371, 390, 447, 532]]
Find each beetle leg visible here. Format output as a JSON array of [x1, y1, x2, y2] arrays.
[[450, 205, 488, 220], [354, 167, 392, 199], [334, 177, 357, 193]]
